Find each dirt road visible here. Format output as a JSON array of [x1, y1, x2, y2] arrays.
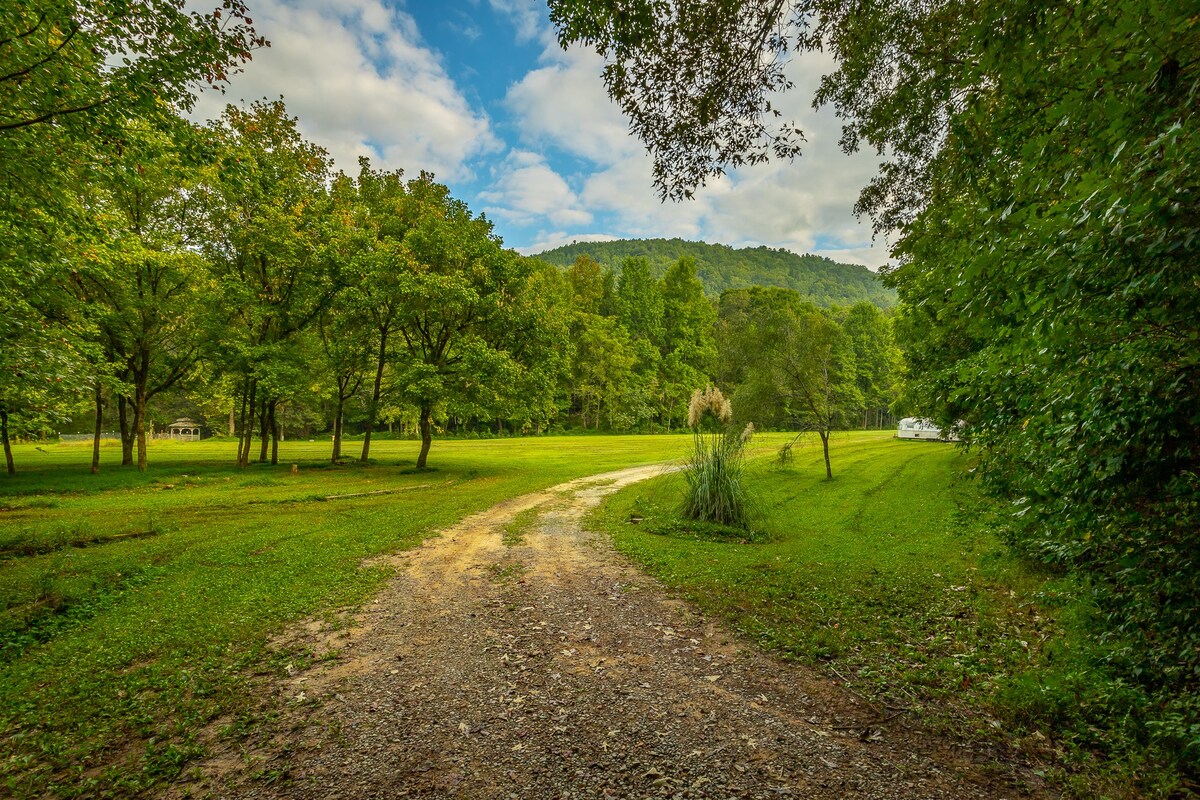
[[175, 464, 1043, 799]]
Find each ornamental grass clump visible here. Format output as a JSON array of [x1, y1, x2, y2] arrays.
[[682, 386, 754, 528]]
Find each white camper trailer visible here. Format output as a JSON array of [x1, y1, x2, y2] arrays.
[[897, 417, 959, 441]]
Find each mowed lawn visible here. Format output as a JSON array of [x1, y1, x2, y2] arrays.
[[1, 432, 1076, 798], [0, 435, 693, 798], [593, 432, 1060, 740]]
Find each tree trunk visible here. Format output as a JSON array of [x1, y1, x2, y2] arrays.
[[228, 405, 235, 437], [820, 430, 832, 480], [1, 410, 14, 476], [118, 394, 134, 466], [91, 382, 103, 474], [237, 387, 249, 466], [361, 327, 388, 463], [134, 385, 149, 471], [238, 379, 256, 468], [416, 403, 433, 469], [257, 398, 270, 463], [331, 402, 345, 465], [269, 400, 279, 466]]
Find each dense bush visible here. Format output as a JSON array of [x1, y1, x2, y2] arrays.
[[877, 1, 1200, 782]]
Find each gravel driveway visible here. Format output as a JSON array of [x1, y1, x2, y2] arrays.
[[170, 464, 1045, 799]]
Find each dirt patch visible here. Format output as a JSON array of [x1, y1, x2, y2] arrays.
[[166, 464, 1048, 799]]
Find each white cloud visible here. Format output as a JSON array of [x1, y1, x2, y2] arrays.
[[188, 4, 893, 267], [502, 39, 893, 267], [810, 244, 888, 268], [580, 157, 713, 240], [504, 44, 638, 163], [191, 0, 499, 181], [486, 0, 555, 45], [479, 151, 592, 228]]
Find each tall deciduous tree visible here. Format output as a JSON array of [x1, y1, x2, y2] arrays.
[[507, 259, 572, 433], [566, 254, 605, 315], [840, 302, 898, 429], [728, 288, 860, 479], [333, 162, 423, 463], [572, 315, 637, 430], [73, 119, 213, 470], [659, 256, 717, 430], [199, 100, 338, 467], [388, 178, 553, 468], [615, 256, 664, 428], [1, 4, 263, 472], [317, 299, 369, 465]]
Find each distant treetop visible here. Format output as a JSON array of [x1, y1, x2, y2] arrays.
[[532, 238, 894, 309]]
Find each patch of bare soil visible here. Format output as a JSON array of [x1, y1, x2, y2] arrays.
[[167, 464, 1047, 799]]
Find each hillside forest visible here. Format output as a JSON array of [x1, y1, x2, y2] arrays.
[[535, 237, 896, 308]]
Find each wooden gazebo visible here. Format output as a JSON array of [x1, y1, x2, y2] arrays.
[[167, 418, 201, 441]]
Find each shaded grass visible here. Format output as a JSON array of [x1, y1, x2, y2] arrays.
[[0, 435, 689, 798]]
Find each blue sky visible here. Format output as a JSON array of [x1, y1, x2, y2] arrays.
[[192, 0, 889, 267]]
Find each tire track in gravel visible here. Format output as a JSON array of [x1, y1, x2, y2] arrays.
[[172, 463, 1047, 800]]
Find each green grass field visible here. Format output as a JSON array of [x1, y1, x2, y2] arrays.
[[594, 432, 1049, 700], [0, 435, 692, 798], [590, 432, 1138, 795], [0, 432, 1124, 797]]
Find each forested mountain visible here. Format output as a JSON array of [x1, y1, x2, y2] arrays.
[[533, 238, 895, 308]]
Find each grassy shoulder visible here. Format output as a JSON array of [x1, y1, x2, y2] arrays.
[[589, 431, 1153, 797], [0, 435, 689, 799]]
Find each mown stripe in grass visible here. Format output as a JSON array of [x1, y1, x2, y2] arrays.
[[590, 434, 1051, 719]]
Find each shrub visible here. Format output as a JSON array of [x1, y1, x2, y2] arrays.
[[681, 386, 753, 528]]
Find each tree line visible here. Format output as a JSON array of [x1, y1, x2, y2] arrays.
[[535, 237, 897, 309], [0, 93, 903, 475], [0, 7, 901, 475], [1, 3, 906, 478]]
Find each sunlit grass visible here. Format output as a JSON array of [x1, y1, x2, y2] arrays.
[[0, 435, 691, 798], [592, 432, 1058, 723]]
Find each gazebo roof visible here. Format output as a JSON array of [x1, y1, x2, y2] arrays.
[[168, 417, 199, 428]]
